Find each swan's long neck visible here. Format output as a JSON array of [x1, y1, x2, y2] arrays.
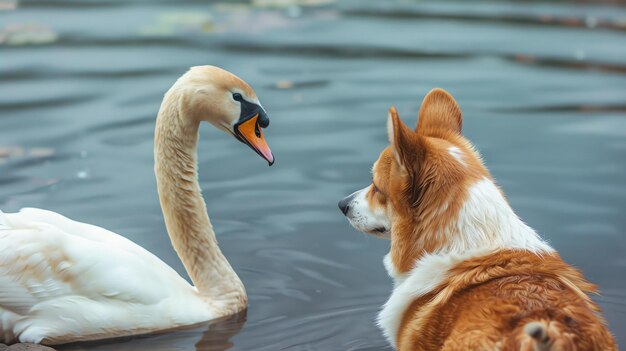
[[154, 86, 246, 315]]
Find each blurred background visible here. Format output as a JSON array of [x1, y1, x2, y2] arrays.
[[1, 0, 625, 350]]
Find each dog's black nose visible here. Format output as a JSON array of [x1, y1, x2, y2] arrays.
[[338, 200, 349, 215], [338, 194, 355, 216]]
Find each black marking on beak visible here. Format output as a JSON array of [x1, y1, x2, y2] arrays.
[[237, 99, 269, 129], [233, 98, 274, 166]]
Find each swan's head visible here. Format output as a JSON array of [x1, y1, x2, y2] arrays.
[[178, 65, 274, 165]]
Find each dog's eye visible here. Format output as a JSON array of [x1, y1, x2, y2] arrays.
[[232, 93, 243, 101], [372, 183, 380, 193]]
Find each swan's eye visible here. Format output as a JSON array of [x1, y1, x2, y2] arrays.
[[232, 93, 243, 101]]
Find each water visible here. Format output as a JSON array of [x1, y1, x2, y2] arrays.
[[1, 0, 625, 349]]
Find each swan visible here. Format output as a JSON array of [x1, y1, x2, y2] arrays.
[[0, 65, 274, 345]]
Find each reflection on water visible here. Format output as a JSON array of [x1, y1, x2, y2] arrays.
[[62, 313, 247, 351], [1, 0, 625, 349]]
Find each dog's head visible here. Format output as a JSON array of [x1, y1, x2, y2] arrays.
[[338, 89, 491, 257]]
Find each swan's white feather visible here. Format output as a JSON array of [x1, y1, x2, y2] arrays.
[[0, 208, 213, 344]]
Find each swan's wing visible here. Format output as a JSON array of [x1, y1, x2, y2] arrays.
[[0, 208, 208, 343], [3, 208, 151, 254]]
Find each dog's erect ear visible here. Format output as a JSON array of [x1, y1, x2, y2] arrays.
[[388, 107, 425, 205], [416, 88, 462, 135], [387, 107, 420, 172]]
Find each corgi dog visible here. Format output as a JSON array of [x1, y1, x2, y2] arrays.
[[338, 89, 617, 351]]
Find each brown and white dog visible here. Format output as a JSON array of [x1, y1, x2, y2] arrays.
[[338, 89, 617, 351]]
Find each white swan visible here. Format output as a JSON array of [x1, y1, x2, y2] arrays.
[[0, 66, 274, 345]]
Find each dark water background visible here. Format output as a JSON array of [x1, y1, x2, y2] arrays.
[[1, 0, 625, 349]]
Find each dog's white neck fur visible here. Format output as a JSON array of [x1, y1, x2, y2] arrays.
[[378, 177, 553, 348]]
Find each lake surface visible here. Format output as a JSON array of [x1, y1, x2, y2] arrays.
[[1, 0, 625, 349]]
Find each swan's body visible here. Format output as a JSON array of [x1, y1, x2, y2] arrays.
[[0, 208, 212, 343], [0, 66, 274, 345]]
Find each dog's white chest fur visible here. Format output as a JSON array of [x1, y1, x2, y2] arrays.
[[377, 249, 493, 348]]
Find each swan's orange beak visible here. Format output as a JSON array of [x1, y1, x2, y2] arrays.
[[235, 114, 274, 166]]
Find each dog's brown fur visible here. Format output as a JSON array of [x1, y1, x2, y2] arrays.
[[365, 89, 616, 350], [397, 250, 616, 350]]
